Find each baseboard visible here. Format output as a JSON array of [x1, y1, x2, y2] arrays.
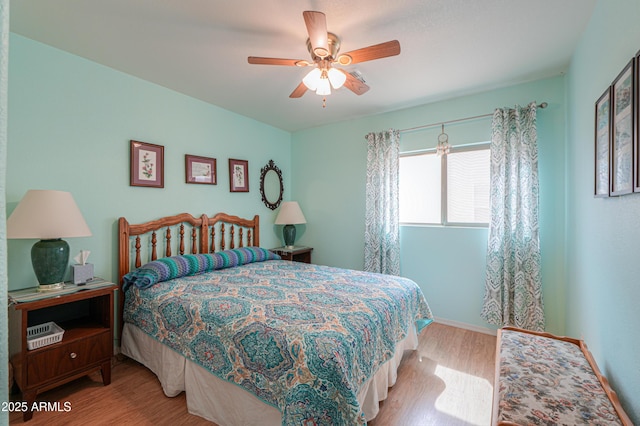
[[434, 316, 497, 336]]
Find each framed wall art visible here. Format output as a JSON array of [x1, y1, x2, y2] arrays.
[[130, 140, 164, 188], [185, 154, 217, 185], [610, 59, 635, 196], [636, 50, 640, 192], [229, 158, 249, 192], [594, 87, 611, 197]]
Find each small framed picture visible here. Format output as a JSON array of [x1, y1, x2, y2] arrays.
[[594, 87, 611, 197], [130, 140, 164, 188], [185, 155, 217, 185], [610, 59, 635, 196], [636, 51, 640, 192], [229, 159, 249, 192]]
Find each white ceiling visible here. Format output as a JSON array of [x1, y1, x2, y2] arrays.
[[10, 0, 596, 132]]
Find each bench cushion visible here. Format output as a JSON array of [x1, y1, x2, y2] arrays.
[[496, 329, 623, 425]]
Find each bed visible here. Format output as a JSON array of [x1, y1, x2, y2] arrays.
[[117, 212, 433, 425]]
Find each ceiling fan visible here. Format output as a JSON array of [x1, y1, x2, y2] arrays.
[[248, 11, 401, 101]]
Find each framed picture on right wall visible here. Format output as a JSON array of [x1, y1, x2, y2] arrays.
[[635, 50, 640, 192], [610, 59, 635, 196], [594, 87, 611, 197]]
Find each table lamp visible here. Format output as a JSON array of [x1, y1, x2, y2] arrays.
[[274, 201, 306, 249], [7, 190, 92, 292]]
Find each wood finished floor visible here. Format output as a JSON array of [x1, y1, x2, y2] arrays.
[[9, 322, 496, 426]]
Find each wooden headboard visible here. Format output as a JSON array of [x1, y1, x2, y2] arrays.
[[117, 212, 260, 339]]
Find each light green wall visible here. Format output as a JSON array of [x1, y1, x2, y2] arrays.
[[566, 0, 640, 421], [292, 76, 567, 334], [6, 34, 292, 290]]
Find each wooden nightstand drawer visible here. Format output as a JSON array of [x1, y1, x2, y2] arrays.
[[27, 330, 111, 386]]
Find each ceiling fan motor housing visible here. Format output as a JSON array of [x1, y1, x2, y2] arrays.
[[307, 32, 341, 61]]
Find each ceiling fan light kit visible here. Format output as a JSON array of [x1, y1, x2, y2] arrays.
[[248, 11, 401, 104], [302, 64, 346, 95]]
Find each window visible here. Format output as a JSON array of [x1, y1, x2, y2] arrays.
[[399, 143, 490, 226]]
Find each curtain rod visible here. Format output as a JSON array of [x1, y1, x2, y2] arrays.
[[399, 102, 548, 134]]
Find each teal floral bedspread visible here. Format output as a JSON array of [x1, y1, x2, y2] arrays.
[[124, 258, 433, 425]]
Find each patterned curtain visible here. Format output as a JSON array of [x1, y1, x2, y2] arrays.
[[481, 103, 545, 331], [364, 129, 400, 275]]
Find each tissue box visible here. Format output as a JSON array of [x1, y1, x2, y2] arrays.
[[71, 263, 94, 285]]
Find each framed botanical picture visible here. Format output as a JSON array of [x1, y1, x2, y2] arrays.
[[229, 159, 249, 192], [636, 51, 640, 192], [610, 59, 635, 196], [594, 87, 611, 197], [185, 155, 217, 185], [130, 140, 164, 188]]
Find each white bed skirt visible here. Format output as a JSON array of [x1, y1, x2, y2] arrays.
[[122, 323, 418, 425]]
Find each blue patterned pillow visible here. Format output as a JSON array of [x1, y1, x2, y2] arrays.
[[123, 247, 280, 290]]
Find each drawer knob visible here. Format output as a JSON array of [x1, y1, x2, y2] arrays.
[[69, 352, 77, 359]]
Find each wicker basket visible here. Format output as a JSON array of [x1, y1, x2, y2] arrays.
[[27, 322, 65, 350]]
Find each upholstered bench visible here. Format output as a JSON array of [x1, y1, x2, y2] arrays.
[[492, 327, 632, 425]]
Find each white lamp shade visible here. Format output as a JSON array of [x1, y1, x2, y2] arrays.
[[274, 201, 307, 225], [7, 190, 92, 239], [302, 68, 322, 91], [315, 77, 331, 96], [327, 68, 346, 89]]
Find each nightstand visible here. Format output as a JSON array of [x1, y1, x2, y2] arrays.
[[271, 246, 313, 263], [8, 279, 117, 421]]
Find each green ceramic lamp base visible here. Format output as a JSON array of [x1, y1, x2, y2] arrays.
[[282, 224, 297, 248], [31, 239, 69, 290]]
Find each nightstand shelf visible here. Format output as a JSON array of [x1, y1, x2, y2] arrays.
[[271, 246, 313, 263], [8, 280, 117, 421]]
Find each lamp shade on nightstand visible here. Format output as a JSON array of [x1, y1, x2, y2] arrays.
[[7, 190, 92, 291], [274, 201, 306, 248]]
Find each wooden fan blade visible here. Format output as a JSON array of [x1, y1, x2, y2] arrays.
[[337, 40, 401, 65], [303, 11, 329, 58], [248, 57, 309, 66], [289, 81, 308, 98], [343, 71, 370, 95]]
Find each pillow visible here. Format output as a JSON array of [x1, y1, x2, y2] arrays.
[[123, 247, 280, 291]]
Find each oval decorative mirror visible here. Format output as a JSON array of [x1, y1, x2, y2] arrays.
[[260, 160, 283, 210]]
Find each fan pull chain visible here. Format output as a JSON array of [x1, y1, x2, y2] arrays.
[[322, 97, 326, 108]]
